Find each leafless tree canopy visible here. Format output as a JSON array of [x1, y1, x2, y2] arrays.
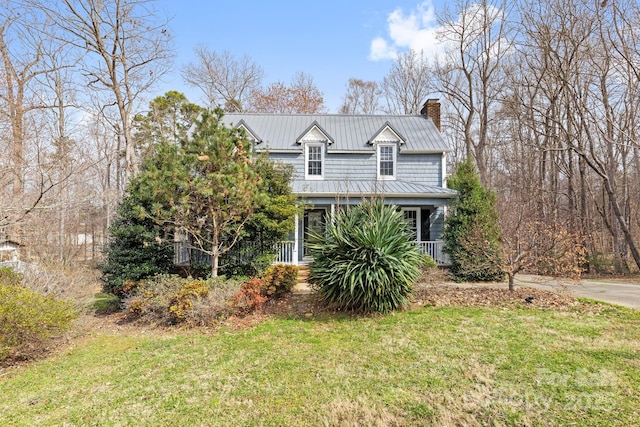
[[339, 79, 381, 115], [181, 47, 264, 112], [492, 0, 640, 272], [36, 0, 173, 180], [435, 0, 512, 187], [247, 71, 325, 114], [381, 50, 434, 115], [1, 0, 172, 263]]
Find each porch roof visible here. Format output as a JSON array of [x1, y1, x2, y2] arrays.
[[291, 180, 456, 199]]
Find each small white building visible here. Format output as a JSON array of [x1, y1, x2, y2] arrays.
[[0, 240, 25, 271]]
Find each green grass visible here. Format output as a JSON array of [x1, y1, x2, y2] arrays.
[[92, 293, 121, 314], [1, 305, 639, 426]]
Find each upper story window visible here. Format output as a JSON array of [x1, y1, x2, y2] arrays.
[[305, 143, 324, 180], [297, 122, 333, 181], [369, 123, 403, 181], [377, 144, 396, 180]]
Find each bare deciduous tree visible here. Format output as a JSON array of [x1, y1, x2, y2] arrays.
[[36, 0, 173, 180], [339, 78, 381, 114], [498, 195, 586, 290], [181, 47, 263, 112], [0, 5, 60, 195], [435, 0, 512, 186], [508, 0, 640, 271], [381, 50, 434, 115], [247, 71, 325, 114]]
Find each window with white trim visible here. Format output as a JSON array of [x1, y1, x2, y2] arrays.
[[305, 143, 324, 180], [377, 144, 396, 180], [401, 208, 419, 240]]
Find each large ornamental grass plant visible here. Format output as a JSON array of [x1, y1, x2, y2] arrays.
[[307, 200, 422, 313]]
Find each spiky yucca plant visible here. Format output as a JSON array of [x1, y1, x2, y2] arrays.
[[307, 200, 422, 313]]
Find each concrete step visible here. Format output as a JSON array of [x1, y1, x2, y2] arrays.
[[297, 265, 310, 282], [294, 265, 311, 293]]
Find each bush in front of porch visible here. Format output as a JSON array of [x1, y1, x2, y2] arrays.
[[307, 200, 422, 313]]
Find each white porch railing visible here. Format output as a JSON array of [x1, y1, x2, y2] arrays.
[[416, 240, 450, 266], [274, 241, 296, 264], [272, 240, 450, 266]]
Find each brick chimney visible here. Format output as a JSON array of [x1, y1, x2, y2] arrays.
[[420, 99, 441, 131]]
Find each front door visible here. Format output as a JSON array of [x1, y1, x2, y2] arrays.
[[303, 208, 327, 257]]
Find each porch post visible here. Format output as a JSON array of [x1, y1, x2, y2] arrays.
[[293, 213, 299, 265]]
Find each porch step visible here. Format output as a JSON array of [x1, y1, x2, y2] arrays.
[[297, 265, 309, 283], [294, 265, 311, 294]]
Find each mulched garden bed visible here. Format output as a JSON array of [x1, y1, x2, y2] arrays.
[[411, 284, 585, 310]]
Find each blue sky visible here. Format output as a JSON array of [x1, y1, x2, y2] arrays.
[[155, 0, 447, 112]]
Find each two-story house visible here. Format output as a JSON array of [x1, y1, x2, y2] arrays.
[[223, 99, 455, 265]]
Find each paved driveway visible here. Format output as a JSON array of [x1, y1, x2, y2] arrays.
[[515, 275, 640, 310]]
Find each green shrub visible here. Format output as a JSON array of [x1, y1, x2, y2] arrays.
[[307, 200, 422, 313], [124, 275, 240, 326], [262, 264, 298, 298], [93, 293, 121, 314], [586, 252, 616, 274], [169, 280, 210, 321], [0, 283, 76, 362], [0, 267, 22, 286], [420, 253, 438, 270], [221, 158, 298, 278]]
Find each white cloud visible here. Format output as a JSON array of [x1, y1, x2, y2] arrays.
[[369, 37, 397, 61], [369, 1, 444, 62]]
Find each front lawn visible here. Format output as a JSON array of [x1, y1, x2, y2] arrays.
[[1, 301, 638, 426]]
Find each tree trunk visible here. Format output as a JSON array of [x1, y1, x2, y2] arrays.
[[603, 177, 640, 271], [211, 224, 220, 278], [211, 251, 219, 278]]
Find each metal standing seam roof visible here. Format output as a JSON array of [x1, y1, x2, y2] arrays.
[[292, 180, 456, 198], [223, 113, 451, 153]]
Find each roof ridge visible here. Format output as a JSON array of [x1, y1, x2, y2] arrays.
[[225, 112, 427, 118]]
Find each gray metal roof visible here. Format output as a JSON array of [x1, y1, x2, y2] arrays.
[[292, 180, 456, 198], [223, 113, 450, 153]]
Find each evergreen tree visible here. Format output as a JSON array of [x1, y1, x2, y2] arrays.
[[99, 179, 174, 298], [221, 155, 298, 276], [142, 108, 267, 277], [99, 91, 200, 298], [443, 158, 504, 282], [101, 97, 298, 286]]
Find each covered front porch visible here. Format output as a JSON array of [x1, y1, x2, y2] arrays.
[[272, 198, 451, 266]]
